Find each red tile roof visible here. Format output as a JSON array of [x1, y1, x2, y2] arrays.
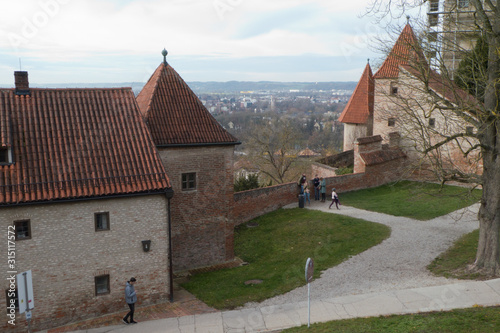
[[0, 87, 170, 205], [360, 147, 406, 166], [374, 24, 427, 79], [339, 63, 374, 124], [400, 65, 478, 106], [0, 101, 11, 148], [137, 62, 239, 146]]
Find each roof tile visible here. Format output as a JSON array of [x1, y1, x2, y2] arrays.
[[137, 63, 239, 146], [0, 87, 170, 205], [374, 24, 427, 79], [339, 63, 374, 124]]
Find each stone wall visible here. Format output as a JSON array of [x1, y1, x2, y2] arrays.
[[0, 194, 169, 332]]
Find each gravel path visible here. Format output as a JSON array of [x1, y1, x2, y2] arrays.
[[244, 201, 480, 308]]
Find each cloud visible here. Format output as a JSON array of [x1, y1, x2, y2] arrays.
[[0, 0, 406, 83]]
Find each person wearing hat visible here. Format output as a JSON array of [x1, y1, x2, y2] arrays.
[[122, 277, 138, 324]]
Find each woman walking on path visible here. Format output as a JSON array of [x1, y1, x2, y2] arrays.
[[329, 188, 340, 209]]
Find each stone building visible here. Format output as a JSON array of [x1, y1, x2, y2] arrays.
[[136, 51, 240, 271], [0, 72, 173, 332], [340, 24, 481, 176]]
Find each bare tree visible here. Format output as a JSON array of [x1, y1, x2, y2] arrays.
[[247, 118, 301, 184], [366, 0, 499, 275]]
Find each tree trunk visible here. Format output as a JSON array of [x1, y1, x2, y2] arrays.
[[473, 22, 500, 275], [474, 147, 500, 275]]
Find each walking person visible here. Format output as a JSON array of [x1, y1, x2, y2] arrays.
[[122, 277, 138, 324], [320, 177, 326, 202], [329, 188, 340, 209], [313, 175, 320, 201]]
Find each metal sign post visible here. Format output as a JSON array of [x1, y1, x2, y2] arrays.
[[17, 270, 34, 333], [305, 258, 314, 328]]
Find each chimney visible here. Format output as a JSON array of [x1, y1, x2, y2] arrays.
[[14, 71, 30, 95]]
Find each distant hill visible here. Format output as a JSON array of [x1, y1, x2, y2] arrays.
[[187, 81, 357, 93], [1, 81, 357, 94]]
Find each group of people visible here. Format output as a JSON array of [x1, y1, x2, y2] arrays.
[[298, 174, 341, 209]]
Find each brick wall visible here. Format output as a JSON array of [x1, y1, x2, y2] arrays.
[[233, 182, 299, 226], [0, 194, 169, 332], [233, 135, 408, 226], [158, 145, 235, 271]]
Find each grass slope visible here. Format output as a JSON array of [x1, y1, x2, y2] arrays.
[[283, 306, 500, 332], [181, 208, 390, 309], [339, 181, 481, 220]]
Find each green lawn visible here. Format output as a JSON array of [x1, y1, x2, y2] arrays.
[[339, 181, 482, 220], [181, 208, 390, 309], [427, 229, 486, 280], [283, 306, 500, 332]]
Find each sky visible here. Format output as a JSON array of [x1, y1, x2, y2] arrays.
[[0, 0, 423, 85]]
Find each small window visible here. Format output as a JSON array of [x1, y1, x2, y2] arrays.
[[5, 289, 18, 313], [388, 118, 396, 127], [14, 220, 31, 240], [95, 275, 110, 296], [429, 14, 438, 27], [390, 82, 398, 95], [182, 173, 196, 191], [95, 212, 110, 231], [459, 0, 469, 8], [428, 118, 436, 128], [466, 126, 474, 135]]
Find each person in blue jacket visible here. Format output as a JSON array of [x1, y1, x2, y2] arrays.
[[122, 277, 138, 324]]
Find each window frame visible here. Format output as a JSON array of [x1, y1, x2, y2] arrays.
[[428, 14, 439, 27], [181, 172, 197, 191], [14, 220, 31, 241], [390, 82, 398, 95], [94, 275, 110, 296], [94, 212, 110, 232]]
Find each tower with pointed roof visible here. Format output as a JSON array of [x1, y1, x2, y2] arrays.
[[343, 23, 481, 176], [137, 50, 240, 271], [339, 61, 374, 151], [372, 23, 428, 142]]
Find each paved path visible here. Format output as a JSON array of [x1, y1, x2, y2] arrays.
[[54, 279, 500, 333], [250, 201, 481, 306], [49, 202, 500, 333]]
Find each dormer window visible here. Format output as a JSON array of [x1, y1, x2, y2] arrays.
[[0, 147, 12, 164]]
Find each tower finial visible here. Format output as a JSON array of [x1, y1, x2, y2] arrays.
[[162, 48, 168, 65], [367, 58, 370, 64], [406, 15, 410, 25]]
